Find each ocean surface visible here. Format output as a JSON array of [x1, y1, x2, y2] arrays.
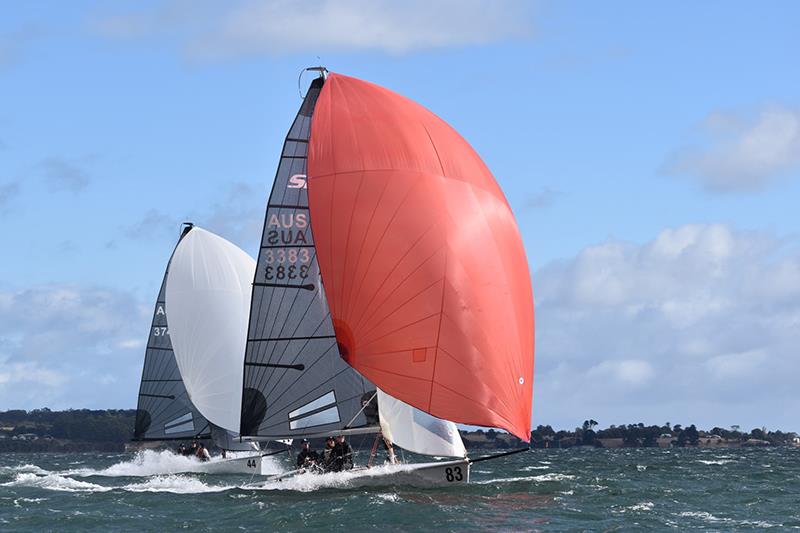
[[1, 447, 798, 531]]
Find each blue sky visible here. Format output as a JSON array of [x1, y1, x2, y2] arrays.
[[1, 1, 799, 432]]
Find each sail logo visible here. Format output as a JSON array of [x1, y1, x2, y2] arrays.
[[287, 174, 307, 189]]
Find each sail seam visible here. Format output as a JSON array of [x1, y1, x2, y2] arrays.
[[428, 251, 447, 412]]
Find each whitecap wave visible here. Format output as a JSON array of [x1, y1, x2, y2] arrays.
[[521, 465, 550, 471], [67, 449, 283, 477], [2, 473, 111, 493], [628, 502, 654, 512], [0, 464, 49, 476], [697, 459, 735, 465], [250, 463, 450, 492], [678, 511, 780, 528], [474, 472, 576, 485], [122, 475, 233, 494]]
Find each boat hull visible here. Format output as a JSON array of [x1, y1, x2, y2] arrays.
[[265, 458, 470, 488], [197, 454, 262, 475], [170, 454, 262, 475]]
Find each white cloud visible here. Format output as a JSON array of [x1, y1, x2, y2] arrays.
[[665, 106, 800, 192], [534, 223, 800, 431], [90, 0, 534, 58], [0, 285, 149, 409]]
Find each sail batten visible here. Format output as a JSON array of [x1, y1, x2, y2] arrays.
[[240, 76, 375, 439]]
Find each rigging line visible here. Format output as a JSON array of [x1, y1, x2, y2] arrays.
[[248, 334, 336, 343], [245, 362, 305, 371], [343, 391, 376, 429], [469, 447, 530, 464]]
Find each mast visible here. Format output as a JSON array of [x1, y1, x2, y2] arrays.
[[239, 70, 376, 439], [133, 224, 209, 441]]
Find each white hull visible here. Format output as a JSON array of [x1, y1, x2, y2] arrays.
[[193, 454, 263, 475], [266, 458, 470, 488]]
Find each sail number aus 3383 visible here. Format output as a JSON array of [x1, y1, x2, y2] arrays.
[[264, 248, 311, 281]]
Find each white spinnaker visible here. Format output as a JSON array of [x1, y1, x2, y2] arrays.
[[165, 227, 255, 433], [377, 389, 467, 458]]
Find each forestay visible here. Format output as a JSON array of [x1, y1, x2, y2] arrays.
[[378, 389, 466, 458], [165, 227, 255, 433], [240, 75, 375, 439], [134, 228, 209, 441]]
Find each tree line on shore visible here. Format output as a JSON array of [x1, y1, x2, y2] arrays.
[[529, 420, 799, 448], [1, 409, 797, 452]]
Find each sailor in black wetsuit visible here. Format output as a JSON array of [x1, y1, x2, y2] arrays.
[[321, 436, 336, 472], [331, 435, 354, 472], [296, 439, 318, 469]]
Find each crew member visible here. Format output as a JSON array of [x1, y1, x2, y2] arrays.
[[296, 439, 318, 468], [321, 436, 336, 471], [331, 434, 354, 472], [196, 443, 211, 462]]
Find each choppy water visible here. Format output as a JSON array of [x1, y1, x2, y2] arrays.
[[1, 447, 799, 531]]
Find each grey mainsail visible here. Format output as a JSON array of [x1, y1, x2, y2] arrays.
[[240, 74, 376, 438], [134, 226, 210, 440]]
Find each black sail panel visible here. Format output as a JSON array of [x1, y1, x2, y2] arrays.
[[241, 76, 375, 438], [134, 230, 210, 441]]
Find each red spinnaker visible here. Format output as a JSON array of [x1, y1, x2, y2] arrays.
[[307, 73, 534, 440]]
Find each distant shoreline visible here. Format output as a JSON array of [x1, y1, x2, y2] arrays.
[[1, 409, 798, 453]]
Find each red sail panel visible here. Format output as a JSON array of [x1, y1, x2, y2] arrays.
[[307, 73, 534, 441]]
